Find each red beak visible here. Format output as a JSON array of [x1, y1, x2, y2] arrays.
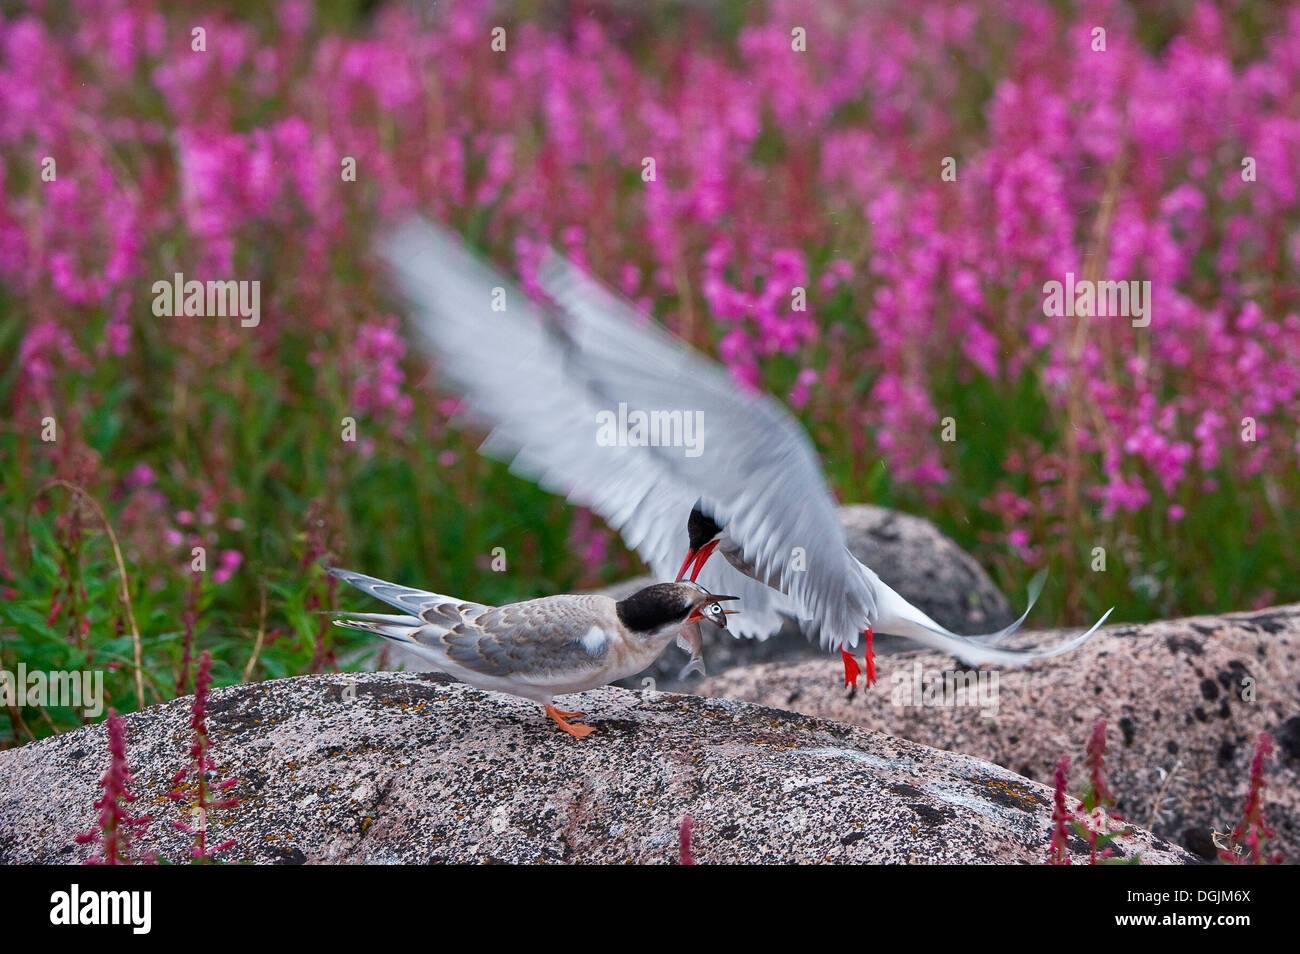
[[675, 539, 720, 582]]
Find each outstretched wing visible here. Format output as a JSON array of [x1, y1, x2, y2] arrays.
[[536, 248, 877, 649], [378, 219, 805, 642], [378, 220, 1111, 661]]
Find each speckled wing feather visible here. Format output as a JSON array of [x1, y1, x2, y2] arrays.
[[331, 568, 619, 678], [420, 595, 613, 678]]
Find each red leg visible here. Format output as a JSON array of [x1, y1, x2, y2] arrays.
[[862, 626, 876, 688], [841, 648, 861, 688]]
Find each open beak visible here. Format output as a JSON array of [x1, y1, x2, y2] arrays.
[[675, 539, 720, 582], [686, 594, 740, 624]]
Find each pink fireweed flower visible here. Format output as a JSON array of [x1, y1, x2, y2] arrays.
[[17, 319, 84, 407], [678, 815, 695, 865], [351, 316, 414, 430], [126, 464, 156, 488], [75, 710, 154, 864], [789, 368, 818, 410], [1007, 528, 1032, 560], [213, 549, 242, 584], [1220, 732, 1283, 865], [169, 652, 239, 861], [567, 508, 608, 572], [1047, 757, 1072, 865]]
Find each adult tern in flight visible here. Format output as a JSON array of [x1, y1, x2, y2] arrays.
[[379, 220, 1113, 688]]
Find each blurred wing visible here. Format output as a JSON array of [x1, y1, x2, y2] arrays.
[[537, 251, 876, 649], [380, 220, 684, 558], [380, 219, 869, 647], [382, 220, 795, 638]]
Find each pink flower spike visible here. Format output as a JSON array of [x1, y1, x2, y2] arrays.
[[168, 652, 240, 862], [76, 711, 154, 864], [1220, 733, 1282, 865], [678, 815, 695, 865]]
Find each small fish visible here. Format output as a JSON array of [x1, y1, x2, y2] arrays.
[[676, 597, 738, 681], [676, 620, 706, 679], [675, 601, 729, 679]]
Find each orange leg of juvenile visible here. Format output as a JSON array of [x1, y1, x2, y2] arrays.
[[551, 706, 584, 719], [545, 704, 595, 738]]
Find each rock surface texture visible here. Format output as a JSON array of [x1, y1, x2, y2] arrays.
[[697, 605, 1300, 862], [0, 672, 1191, 864]]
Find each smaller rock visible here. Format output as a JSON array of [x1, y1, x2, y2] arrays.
[[696, 603, 1300, 862]]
